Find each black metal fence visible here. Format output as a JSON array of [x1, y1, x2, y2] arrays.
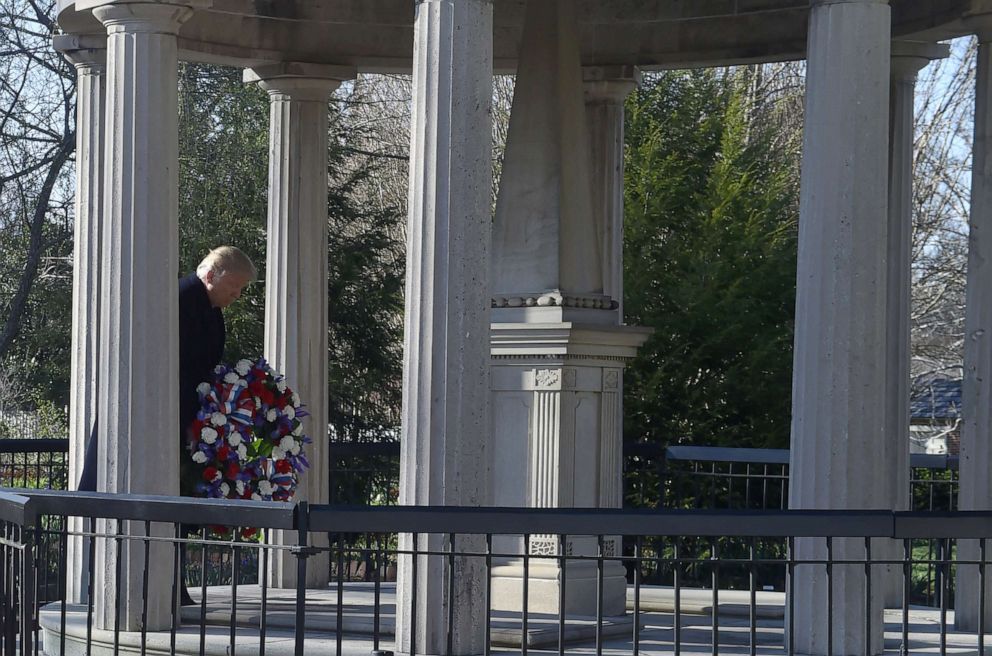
[[330, 441, 961, 512], [4, 490, 992, 656], [0, 439, 68, 490]]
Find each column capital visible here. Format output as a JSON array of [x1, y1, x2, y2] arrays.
[[53, 33, 106, 71], [81, 0, 209, 34], [244, 62, 356, 101], [890, 40, 949, 79], [582, 65, 640, 103]]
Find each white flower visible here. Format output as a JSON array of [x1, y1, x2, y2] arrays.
[[196, 382, 211, 396], [223, 371, 239, 384], [290, 443, 301, 456], [237, 444, 247, 459], [235, 359, 252, 376], [220, 482, 230, 497], [271, 447, 286, 460], [279, 435, 295, 452], [211, 469, 222, 482], [228, 432, 243, 447], [265, 409, 277, 422], [292, 392, 301, 408], [210, 412, 227, 427], [284, 405, 295, 420], [201, 427, 218, 444], [192, 451, 208, 464], [214, 364, 226, 374], [276, 381, 287, 393], [251, 493, 262, 501], [254, 396, 262, 409], [258, 480, 273, 496], [236, 480, 245, 495], [292, 422, 303, 436]]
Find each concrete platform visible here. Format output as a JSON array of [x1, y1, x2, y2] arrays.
[[37, 584, 992, 655]]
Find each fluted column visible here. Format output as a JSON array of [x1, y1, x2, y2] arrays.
[[584, 66, 639, 320], [246, 63, 353, 590], [884, 40, 946, 608], [396, 1, 493, 654], [957, 20, 992, 631], [54, 33, 106, 607], [788, 0, 891, 653], [85, 0, 205, 632]]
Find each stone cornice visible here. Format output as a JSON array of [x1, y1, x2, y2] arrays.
[[491, 321, 653, 360]]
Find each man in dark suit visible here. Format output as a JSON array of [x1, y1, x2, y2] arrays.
[[79, 246, 256, 489], [77, 246, 255, 602], [177, 246, 256, 494]]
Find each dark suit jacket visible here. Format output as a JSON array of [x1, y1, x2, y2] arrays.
[[79, 273, 225, 491], [178, 272, 226, 436]]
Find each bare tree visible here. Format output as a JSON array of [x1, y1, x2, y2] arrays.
[[0, 0, 75, 366], [910, 37, 975, 391]]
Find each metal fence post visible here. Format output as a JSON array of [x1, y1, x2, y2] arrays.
[[293, 501, 312, 656]]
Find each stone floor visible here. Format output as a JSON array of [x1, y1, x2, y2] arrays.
[[38, 584, 992, 655]]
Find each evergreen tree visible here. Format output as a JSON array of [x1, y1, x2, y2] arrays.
[[623, 70, 799, 452]]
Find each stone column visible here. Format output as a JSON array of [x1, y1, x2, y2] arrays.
[[957, 20, 992, 632], [54, 33, 106, 607], [245, 62, 353, 590], [584, 66, 639, 320], [788, 0, 890, 653], [83, 0, 205, 631], [884, 41, 947, 608], [395, 1, 493, 654], [488, 0, 650, 617]]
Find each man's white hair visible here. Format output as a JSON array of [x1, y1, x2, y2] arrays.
[[196, 246, 258, 282]]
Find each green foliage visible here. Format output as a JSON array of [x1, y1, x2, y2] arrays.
[[326, 118, 405, 441], [623, 70, 799, 452], [32, 398, 68, 437]]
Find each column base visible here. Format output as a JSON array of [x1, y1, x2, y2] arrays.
[[491, 558, 627, 616]]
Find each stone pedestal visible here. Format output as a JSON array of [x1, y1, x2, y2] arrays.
[[788, 0, 891, 653], [83, 0, 206, 632], [957, 22, 992, 632], [245, 62, 354, 591], [56, 33, 106, 607], [884, 40, 947, 608], [395, 1, 494, 655], [489, 325, 649, 616]]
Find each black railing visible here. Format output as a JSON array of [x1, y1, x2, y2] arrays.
[[0, 439, 68, 490], [4, 489, 992, 656], [329, 441, 960, 512]]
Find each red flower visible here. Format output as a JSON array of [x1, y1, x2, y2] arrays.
[[217, 444, 230, 461], [275, 459, 292, 474], [203, 466, 219, 482], [241, 527, 257, 539], [226, 462, 241, 479]]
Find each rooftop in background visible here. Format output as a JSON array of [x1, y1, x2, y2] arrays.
[[911, 378, 962, 421]]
